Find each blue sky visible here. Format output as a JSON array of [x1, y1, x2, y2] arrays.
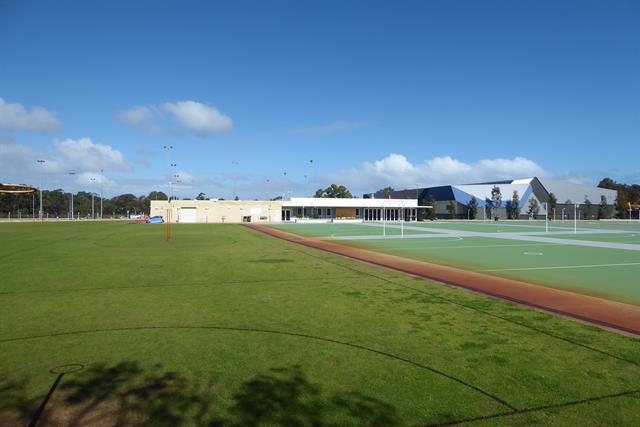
[[1, 0, 638, 198]]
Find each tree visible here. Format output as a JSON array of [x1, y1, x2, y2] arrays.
[[468, 196, 478, 220], [149, 191, 168, 200], [196, 192, 207, 200], [446, 201, 456, 218], [548, 192, 557, 218], [598, 195, 611, 219], [484, 198, 492, 220], [314, 184, 353, 198], [509, 190, 520, 219], [422, 196, 436, 220], [527, 198, 539, 219], [564, 199, 572, 220], [598, 177, 640, 218], [615, 190, 629, 219], [490, 186, 502, 219], [583, 197, 593, 219], [377, 186, 395, 198]]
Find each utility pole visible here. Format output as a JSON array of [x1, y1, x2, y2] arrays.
[[36, 159, 46, 221]]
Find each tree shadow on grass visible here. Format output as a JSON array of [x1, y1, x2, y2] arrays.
[[0, 362, 399, 426]]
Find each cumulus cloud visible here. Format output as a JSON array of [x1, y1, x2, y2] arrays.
[[117, 105, 153, 126], [74, 171, 117, 189], [0, 97, 61, 132], [0, 137, 64, 181], [161, 101, 233, 136], [168, 170, 202, 185], [326, 153, 548, 193], [288, 121, 366, 135], [54, 138, 131, 172], [118, 101, 233, 136]]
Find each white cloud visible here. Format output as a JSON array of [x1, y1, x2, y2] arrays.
[[288, 121, 365, 135], [117, 105, 153, 126], [0, 97, 61, 132], [326, 153, 548, 193], [74, 171, 117, 189], [168, 170, 201, 185], [0, 137, 65, 182], [161, 101, 233, 136], [118, 101, 232, 137], [54, 138, 131, 172]]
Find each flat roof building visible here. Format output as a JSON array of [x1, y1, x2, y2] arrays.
[[151, 197, 418, 223]]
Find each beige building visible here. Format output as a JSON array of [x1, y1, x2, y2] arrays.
[[150, 199, 282, 223], [150, 197, 418, 224]]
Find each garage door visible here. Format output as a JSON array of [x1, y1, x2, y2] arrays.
[[180, 207, 197, 223]]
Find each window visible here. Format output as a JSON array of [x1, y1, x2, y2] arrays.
[[317, 208, 322, 215], [355, 208, 360, 216], [297, 208, 302, 215], [326, 208, 331, 216]]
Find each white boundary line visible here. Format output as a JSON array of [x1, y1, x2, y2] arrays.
[[482, 262, 640, 272]]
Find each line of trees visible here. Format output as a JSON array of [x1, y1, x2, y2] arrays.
[[598, 178, 640, 218], [0, 190, 168, 218]]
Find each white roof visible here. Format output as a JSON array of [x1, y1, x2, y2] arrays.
[[284, 197, 417, 208]]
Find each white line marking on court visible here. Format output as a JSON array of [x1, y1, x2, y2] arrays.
[[523, 252, 543, 256], [391, 242, 556, 250], [482, 262, 640, 272]]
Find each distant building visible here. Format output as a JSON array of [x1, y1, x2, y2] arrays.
[[150, 197, 417, 223], [366, 177, 617, 220]]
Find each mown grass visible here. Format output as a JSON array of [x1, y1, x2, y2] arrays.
[[1, 222, 639, 426]]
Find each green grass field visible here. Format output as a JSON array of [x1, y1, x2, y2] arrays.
[[273, 221, 640, 306], [1, 222, 640, 426]]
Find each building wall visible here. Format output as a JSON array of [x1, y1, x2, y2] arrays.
[[150, 200, 283, 223]]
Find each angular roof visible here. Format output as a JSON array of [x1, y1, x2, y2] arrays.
[[536, 178, 616, 204]]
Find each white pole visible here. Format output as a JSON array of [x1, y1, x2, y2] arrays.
[[545, 202, 548, 232], [574, 204, 577, 234], [401, 203, 404, 238], [383, 206, 386, 237]]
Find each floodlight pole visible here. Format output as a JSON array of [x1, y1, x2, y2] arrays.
[[574, 204, 578, 234], [37, 159, 46, 221], [69, 171, 76, 220], [561, 207, 565, 223], [100, 169, 103, 220], [90, 177, 96, 220], [232, 161, 239, 199]]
